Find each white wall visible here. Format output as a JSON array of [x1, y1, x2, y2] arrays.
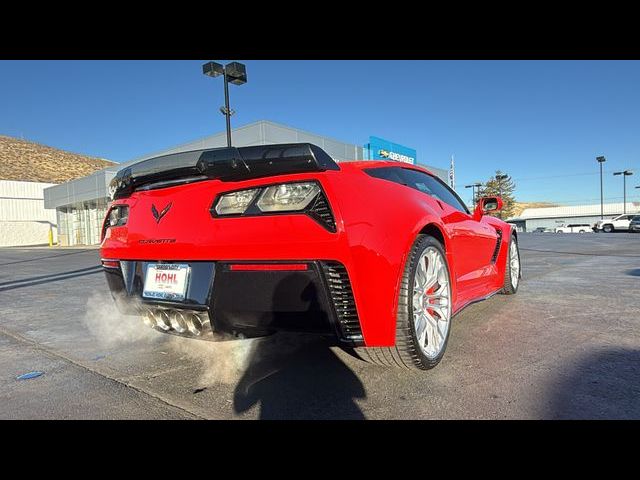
[[0, 180, 58, 247]]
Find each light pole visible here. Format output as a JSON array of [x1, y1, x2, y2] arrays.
[[202, 61, 248, 147], [596, 156, 606, 219], [465, 182, 482, 206], [613, 170, 633, 214], [495, 173, 508, 197], [464, 184, 475, 206]]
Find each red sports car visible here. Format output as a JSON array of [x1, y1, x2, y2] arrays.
[[100, 143, 520, 370]]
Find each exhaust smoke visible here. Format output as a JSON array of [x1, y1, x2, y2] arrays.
[[169, 334, 258, 386], [83, 291, 256, 386], [82, 291, 160, 347]]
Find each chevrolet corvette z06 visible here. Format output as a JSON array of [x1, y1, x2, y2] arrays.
[[100, 143, 520, 370]]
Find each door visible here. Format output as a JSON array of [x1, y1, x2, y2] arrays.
[[443, 207, 499, 287]]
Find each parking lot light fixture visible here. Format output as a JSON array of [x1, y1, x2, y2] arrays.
[[597, 156, 606, 219], [465, 182, 482, 205], [613, 170, 634, 214], [495, 173, 508, 197], [465, 184, 475, 205], [202, 61, 248, 147]]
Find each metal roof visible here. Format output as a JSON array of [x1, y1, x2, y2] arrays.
[[510, 202, 640, 220], [44, 120, 448, 209]]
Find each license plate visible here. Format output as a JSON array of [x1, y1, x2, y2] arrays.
[[143, 264, 190, 301]]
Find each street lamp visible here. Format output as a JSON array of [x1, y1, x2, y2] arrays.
[[202, 61, 248, 147], [465, 182, 482, 205], [596, 156, 606, 219], [613, 170, 633, 214], [495, 173, 508, 197]]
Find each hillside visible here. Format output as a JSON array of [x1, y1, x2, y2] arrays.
[[512, 202, 558, 217], [0, 135, 115, 184]]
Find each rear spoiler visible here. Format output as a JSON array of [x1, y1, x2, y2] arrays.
[[109, 143, 340, 200]]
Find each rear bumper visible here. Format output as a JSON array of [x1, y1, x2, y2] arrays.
[[102, 259, 364, 346]]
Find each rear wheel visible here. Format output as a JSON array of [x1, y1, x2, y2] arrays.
[[354, 234, 452, 370]]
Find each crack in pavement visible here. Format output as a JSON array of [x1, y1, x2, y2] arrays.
[[0, 325, 209, 420]]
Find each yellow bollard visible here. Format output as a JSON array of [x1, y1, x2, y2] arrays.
[[48, 227, 54, 247]]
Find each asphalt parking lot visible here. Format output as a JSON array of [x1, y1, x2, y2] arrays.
[[1, 232, 639, 419]]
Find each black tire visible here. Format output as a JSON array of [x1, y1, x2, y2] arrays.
[[603, 224, 614, 233], [354, 234, 452, 370], [501, 234, 520, 295], [579, 230, 586, 233]]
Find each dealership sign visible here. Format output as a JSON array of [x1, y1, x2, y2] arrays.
[[367, 136, 417, 165]]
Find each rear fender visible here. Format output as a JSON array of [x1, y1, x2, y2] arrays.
[[394, 217, 456, 323]]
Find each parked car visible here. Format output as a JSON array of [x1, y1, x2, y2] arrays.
[[533, 227, 552, 233], [555, 224, 592, 233], [100, 143, 521, 371], [630, 215, 640, 233], [594, 214, 637, 233]]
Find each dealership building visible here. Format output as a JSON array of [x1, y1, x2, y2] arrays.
[[508, 202, 640, 232], [44, 120, 448, 246]]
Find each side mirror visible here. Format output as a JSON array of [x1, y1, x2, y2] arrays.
[[473, 196, 503, 221]]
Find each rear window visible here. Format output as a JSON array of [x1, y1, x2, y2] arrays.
[[365, 166, 469, 213]]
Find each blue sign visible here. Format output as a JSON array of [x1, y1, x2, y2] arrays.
[[367, 136, 417, 165]]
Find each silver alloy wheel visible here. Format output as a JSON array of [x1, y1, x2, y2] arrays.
[[510, 240, 520, 288], [412, 247, 451, 360]]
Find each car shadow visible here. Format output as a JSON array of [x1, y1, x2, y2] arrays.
[[626, 269, 640, 277], [229, 270, 367, 419], [233, 333, 366, 419], [546, 348, 640, 419]]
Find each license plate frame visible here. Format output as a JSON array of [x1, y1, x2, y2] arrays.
[[143, 263, 191, 301]]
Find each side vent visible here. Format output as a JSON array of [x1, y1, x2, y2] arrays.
[[491, 229, 503, 263], [320, 261, 363, 344], [307, 191, 337, 232]]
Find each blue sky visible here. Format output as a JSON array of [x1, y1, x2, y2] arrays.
[[1, 60, 639, 205]]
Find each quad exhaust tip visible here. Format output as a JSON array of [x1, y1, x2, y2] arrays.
[[143, 310, 157, 328], [154, 310, 172, 331], [169, 310, 188, 333], [142, 308, 209, 337], [186, 312, 203, 336]]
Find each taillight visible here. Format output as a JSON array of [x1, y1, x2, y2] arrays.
[[255, 182, 320, 212], [102, 205, 129, 241], [228, 263, 309, 271], [210, 181, 336, 232], [101, 259, 120, 269], [108, 205, 129, 227], [214, 189, 260, 215]]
